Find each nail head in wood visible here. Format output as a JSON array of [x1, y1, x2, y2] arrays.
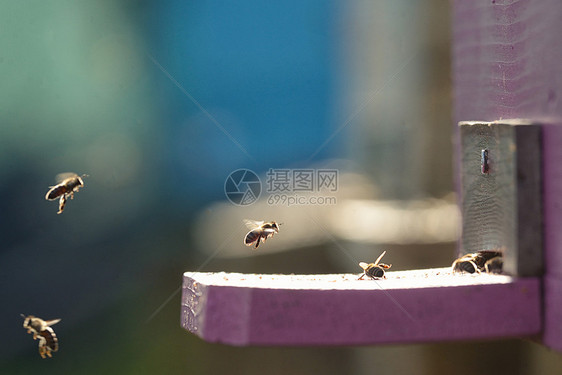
[[481, 149, 489, 174]]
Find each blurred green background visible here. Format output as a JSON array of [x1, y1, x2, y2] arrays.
[[1, 1, 561, 374]]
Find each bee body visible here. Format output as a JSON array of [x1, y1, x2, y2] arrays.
[[360, 263, 386, 279], [452, 256, 478, 273], [45, 178, 82, 200], [244, 229, 264, 247], [359, 251, 392, 280], [243, 220, 281, 249], [45, 173, 86, 214], [21, 314, 61, 358]]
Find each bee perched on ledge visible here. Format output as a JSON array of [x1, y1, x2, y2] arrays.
[[358, 251, 392, 280], [452, 250, 503, 274], [21, 314, 61, 358], [45, 173, 87, 214]]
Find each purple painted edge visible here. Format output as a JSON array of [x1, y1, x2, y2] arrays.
[[181, 272, 540, 346], [181, 277, 253, 345]]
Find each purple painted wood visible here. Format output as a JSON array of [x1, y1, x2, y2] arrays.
[[452, 1, 562, 351], [181, 269, 540, 346], [452, 0, 562, 124]]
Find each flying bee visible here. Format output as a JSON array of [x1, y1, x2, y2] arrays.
[[452, 250, 503, 274], [358, 251, 392, 280], [21, 314, 61, 358], [45, 173, 87, 214], [243, 219, 281, 249]]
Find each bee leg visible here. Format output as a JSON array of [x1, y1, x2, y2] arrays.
[[254, 236, 261, 249], [358, 273, 365, 280], [57, 195, 67, 214], [485, 262, 496, 274], [470, 261, 481, 274]]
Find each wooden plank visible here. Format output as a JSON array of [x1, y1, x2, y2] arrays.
[[181, 268, 540, 346], [459, 121, 543, 277]]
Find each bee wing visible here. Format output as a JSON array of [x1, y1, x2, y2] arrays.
[[359, 262, 369, 270], [55, 172, 78, 183], [45, 319, 61, 327], [374, 250, 387, 265], [243, 219, 264, 229]]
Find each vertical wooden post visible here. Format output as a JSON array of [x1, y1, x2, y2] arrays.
[[459, 120, 543, 277], [542, 124, 562, 352]]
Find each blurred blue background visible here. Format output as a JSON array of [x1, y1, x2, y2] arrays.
[[0, 1, 346, 373], [1, 1, 561, 374], [147, 0, 341, 205]]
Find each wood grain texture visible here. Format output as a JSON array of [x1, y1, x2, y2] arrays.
[[181, 269, 540, 346], [459, 121, 542, 277], [452, 0, 562, 124]]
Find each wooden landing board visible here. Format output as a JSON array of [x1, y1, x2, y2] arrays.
[[181, 268, 540, 346]]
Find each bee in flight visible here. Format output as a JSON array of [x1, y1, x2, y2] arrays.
[[243, 219, 281, 249], [21, 314, 61, 358], [452, 250, 503, 274], [45, 173, 87, 214], [358, 251, 392, 280]]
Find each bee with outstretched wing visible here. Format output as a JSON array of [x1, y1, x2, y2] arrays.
[[243, 219, 281, 249], [21, 314, 61, 358], [45, 173, 87, 214], [358, 251, 392, 280]]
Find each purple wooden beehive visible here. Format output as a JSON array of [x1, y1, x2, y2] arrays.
[[452, 0, 562, 352], [180, 1, 562, 350]]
